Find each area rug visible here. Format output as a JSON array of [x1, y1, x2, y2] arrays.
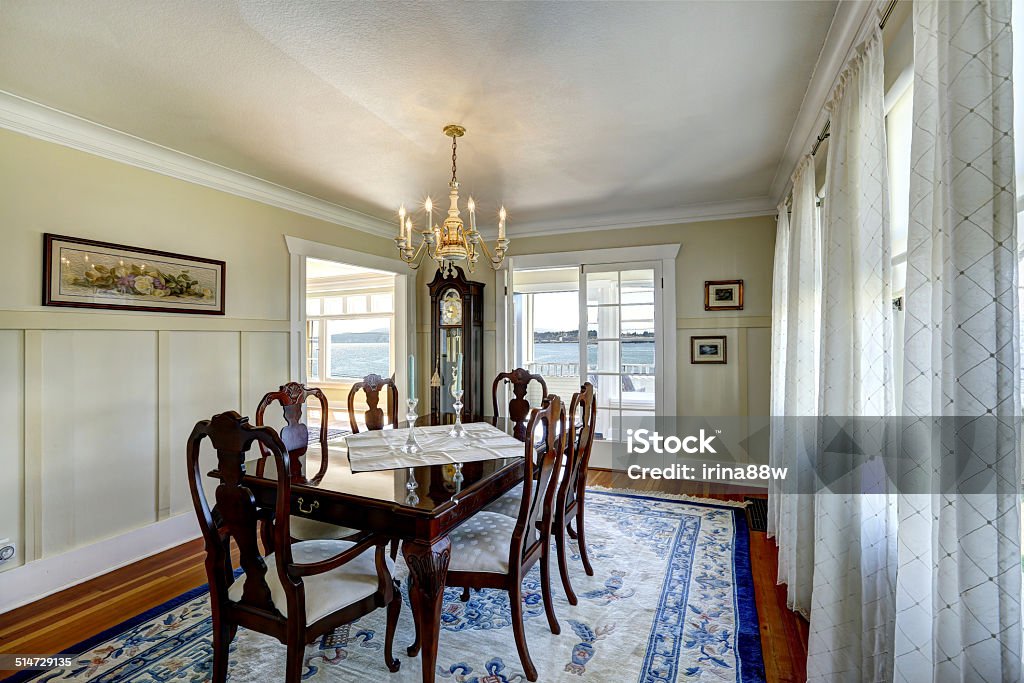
[[10, 490, 764, 683]]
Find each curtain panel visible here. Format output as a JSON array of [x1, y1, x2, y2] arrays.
[[894, 1, 1022, 681], [806, 30, 897, 683], [771, 154, 820, 619]]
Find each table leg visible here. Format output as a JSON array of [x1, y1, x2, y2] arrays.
[[403, 536, 451, 683]]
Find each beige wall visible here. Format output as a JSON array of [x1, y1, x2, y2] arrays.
[[0, 128, 395, 576], [512, 217, 775, 418]]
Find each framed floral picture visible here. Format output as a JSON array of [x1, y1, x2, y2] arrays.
[[691, 335, 727, 364], [704, 279, 743, 311], [43, 234, 225, 315]]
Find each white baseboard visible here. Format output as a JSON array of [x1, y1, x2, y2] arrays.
[[0, 513, 201, 614]]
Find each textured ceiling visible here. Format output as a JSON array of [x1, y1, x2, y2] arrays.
[[0, 0, 837, 233]]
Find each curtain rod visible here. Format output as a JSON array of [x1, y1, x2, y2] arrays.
[[809, 0, 900, 157]]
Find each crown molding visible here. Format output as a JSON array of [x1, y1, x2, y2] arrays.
[[487, 196, 776, 239], [0, 90, 776, 240], [0, 90, 396, 238], [768, 0, 882, 203]]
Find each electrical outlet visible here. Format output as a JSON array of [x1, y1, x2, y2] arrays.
[[0, 538, 15, 564]]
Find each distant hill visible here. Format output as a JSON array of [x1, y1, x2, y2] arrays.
[[330, 330, 390, 343]]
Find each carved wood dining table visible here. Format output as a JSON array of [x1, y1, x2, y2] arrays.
[[215, 415, 527, 683]]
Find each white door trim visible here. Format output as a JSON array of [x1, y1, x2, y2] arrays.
[[284, 236, 416, 392]]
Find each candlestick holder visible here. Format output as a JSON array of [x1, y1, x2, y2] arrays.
[[402, 398, 423, 453], [405, 466, 418, 493], [449, 388, 466, 438]]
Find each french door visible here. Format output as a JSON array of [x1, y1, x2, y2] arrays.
[[579, 263, 662, 442]]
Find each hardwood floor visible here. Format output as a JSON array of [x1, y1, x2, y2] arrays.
[[0, 473, 808, 682]]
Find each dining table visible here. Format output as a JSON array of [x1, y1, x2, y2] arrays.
[[222, 415, 529, 683]]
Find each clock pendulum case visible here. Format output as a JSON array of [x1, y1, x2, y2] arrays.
[[427, 264, 484, 420]]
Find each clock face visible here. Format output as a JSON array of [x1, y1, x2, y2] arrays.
[[440, 289, 463, 326]]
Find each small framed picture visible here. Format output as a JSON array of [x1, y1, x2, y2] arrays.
[[704, 279, 743, 311], [691, 335, 727, 364]]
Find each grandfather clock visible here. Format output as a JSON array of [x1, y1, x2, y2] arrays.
[[428, 264, 484, 420]]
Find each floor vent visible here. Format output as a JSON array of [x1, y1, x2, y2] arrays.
[[744, 497, 768, 532]]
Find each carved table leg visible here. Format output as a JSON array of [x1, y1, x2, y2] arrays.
[[403, 536, 452, 683]]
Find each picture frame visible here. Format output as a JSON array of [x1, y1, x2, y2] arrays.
[[691, 335, 727, 364], [43, 233, 226, 315], [704, 279, 743, 311]]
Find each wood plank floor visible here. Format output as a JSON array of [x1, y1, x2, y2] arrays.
[[0, 473, 808, 682]]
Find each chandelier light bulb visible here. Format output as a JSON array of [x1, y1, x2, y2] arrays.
[[425, 197, 432, 213]]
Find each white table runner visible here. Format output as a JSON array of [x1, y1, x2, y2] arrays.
[[345, 422, 525, 472]]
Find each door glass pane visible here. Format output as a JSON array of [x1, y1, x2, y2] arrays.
[[595, 408, 619, 441], [587, 305, 620, 339], [622, 320, 655, 337], [621, 304, 655, 321], [622, 376, 656, 411], [326, 318, 391, 379], [586, 340, 620, 373], [586, 272, 619, 306]]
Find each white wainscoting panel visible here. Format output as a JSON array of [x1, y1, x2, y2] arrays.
[[0, 331, 25, 572], [166, 331, 241, 515], [39, 330, 159, 557], [240, 331, 290, 431]]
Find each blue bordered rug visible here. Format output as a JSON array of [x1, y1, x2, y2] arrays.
[[9, 489, 765, 683]]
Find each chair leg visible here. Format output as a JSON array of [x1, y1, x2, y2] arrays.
[[566, 519, 578, 540], [540, 544, 561, 635], [389, 538, 398, 560], [210, 614, 233, 683], [384, 587, 402, 673], [461, 586, 471, 602], [510, 581, 538, 681], [575, 509, 594, 576], [284, 637, 305, 683], [554, 515, 578, 605]]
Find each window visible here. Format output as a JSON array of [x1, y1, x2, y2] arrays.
[[305, 258, 396, 382]]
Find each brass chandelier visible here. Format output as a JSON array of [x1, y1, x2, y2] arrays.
[[395, 124, 508, 272]]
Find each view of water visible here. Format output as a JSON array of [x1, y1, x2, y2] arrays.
[[533, 341, 655, 366], [321, 340, 654, 380], [327, 342, 390, 379]]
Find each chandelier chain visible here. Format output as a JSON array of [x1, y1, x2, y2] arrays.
[[451, 135, 458, 184]]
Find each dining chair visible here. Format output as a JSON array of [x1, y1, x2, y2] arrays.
[[484, 383, 597, 605], [552, 382, 597, 604], [347, 373, 399, 433], [186, 411, 401, 683], [491, 368, 548, 440], [433, 395, 566, 682], [255, 382, 358, 547]]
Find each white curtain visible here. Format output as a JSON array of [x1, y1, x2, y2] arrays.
[[767, 202, 790, 541], [894, 1, 1022, 681], [772, 154, 820, 619], [806, 31, 898, 683]]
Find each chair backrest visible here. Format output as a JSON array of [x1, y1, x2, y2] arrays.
[[186, 411, 295, 621], [347, 373, 399, 433], [492, 368, 548, 436], [510, 395, 565, 567], [255, 382, 329, 483], [559, 382, 597, 510]]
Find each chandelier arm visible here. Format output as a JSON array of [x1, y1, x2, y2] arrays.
[[474, 235, 508, 271]]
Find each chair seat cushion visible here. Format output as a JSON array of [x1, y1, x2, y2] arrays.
[[227, 540, 392, 624], [289, 516, 358, 541], [449, 511, 518, 574], [483, 483, 524, 519]]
